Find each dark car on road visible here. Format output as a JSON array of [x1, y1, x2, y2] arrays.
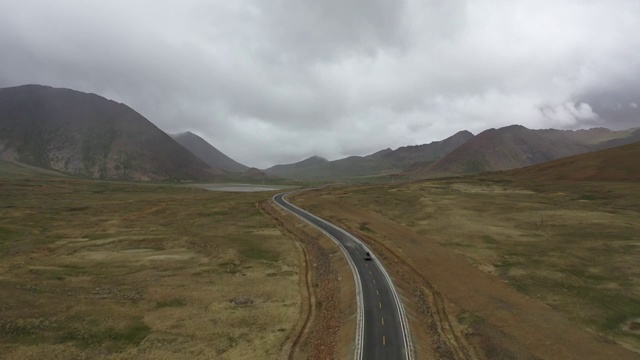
[[362, 252, 372, 261]]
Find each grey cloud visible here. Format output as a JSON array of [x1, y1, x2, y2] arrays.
[[540, 102, 598, 127], [261, 0, 409, 62], [578, 87, 640, 130], [1, 0, 639, 168]]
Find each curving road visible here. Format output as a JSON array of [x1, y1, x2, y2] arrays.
[[273, 192, 414, 360]]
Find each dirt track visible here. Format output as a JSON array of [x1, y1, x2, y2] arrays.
[[260, 200, 356, 360]]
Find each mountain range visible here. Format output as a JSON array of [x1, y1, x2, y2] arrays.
[[264, 130, 474, 179], [1, 84, 638, 182], [412, 125, 640, 177], [266, 125, 639, 179]]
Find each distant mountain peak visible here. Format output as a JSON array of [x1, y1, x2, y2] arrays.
[[171, 132, 248, 173], [264, 155, 328, 176], [298, 155, 329, 165], [454, 130, 474, 136], [366, 148, 393, 159], [503, 124, 527, 130]]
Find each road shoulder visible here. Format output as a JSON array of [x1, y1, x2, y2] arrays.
[[260, 199, 357, 360]]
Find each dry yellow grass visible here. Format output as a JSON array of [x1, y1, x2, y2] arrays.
[[295, 178, 640, 357], [0, 175, 301, 359]]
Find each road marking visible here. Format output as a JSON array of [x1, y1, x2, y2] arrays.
[[379, 302, 382, 309], [369, 270, 372, 275], [372, 279, 376, 284], [383, 335, 386, 346], [376, 289, 379, 295], [273, 192, 415, 360], [381, 317, 385, 325]]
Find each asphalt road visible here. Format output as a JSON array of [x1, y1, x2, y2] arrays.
[[273, 192, 413, 360]]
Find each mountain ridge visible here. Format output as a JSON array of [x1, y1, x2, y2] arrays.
[[504, 140, 640, 182], [171, 131, 248, 173], [413, 125, 640, 177], [264, 130, 475, 179]]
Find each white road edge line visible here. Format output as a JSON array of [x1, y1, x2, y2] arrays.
[[337, 223, 415, 360], [273, 190, 415, 360], [273, 191, 365, 360]]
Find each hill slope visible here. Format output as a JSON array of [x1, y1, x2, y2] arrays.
[[0, 85, 222, 181], [417, 125, 640, 177], [506, 141, 640, 181], [171, 131, 248, 172]]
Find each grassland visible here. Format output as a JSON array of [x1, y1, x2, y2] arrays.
[[295, 177, 640, 358], [0, 163, 301, 359]]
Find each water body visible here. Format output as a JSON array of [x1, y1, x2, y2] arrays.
[[193, 183, 298, 192]]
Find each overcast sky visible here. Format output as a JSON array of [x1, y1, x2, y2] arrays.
[[1, 0, 639, 168]]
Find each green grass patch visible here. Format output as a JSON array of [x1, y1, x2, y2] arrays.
[[232, 237, 279, 262], [576, 194, 599, 201], [59, 321, 151, 350], [0, 226, 16, 237], [481, 235, 498, 244], [156, 298, 187, 308], [358, 222, 374, 233], [456, 310, 484, 326]]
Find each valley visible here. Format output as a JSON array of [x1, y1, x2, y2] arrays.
[[3, 141, 640, 359], [0, 165, 302, 359], [3, 1, 640, 357], [1, 83, 639, 359]]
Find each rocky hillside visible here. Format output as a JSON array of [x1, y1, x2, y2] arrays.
[[378, 130, 474, 168], [0, 85, 223, 181], [415, 125, 640, 177], [172, 131, 248, 172], [505, 140, 640, 182]]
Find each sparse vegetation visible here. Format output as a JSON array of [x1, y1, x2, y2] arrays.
[[155, 298, 187, 308], [295, 177, 640, 356], [0, 170, 301, 359]]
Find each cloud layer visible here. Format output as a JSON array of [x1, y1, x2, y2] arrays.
[[1, 0, 639, 167]]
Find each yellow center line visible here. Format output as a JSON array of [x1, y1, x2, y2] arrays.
[[383, 335, 386, 346]]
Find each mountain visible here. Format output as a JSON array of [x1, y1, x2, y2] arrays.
[[505, 140, 640, 182], [264, 131, 475, 179], [242, 167, 272, 180], [378, 130, 474, 168], [414, 125, 640, 177], [171, 131, 248, 172], [0, 85, 223, 181], [265, 156, 329, 178]]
